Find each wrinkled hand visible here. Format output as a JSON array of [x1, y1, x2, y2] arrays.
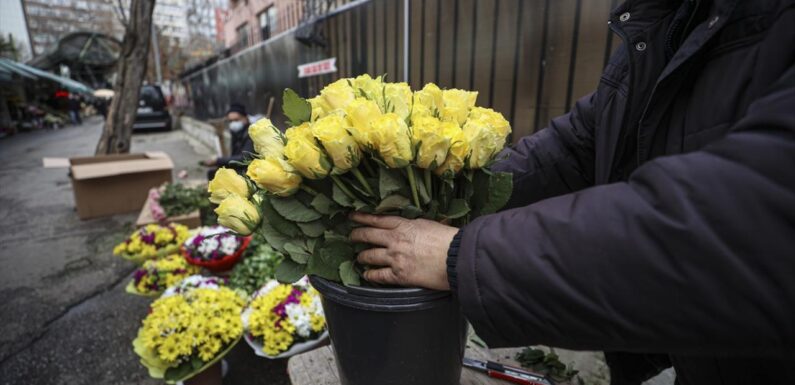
[[350, 213, 458, 291]]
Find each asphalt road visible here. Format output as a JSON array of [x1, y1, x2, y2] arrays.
[[0, 117, 289, 385]]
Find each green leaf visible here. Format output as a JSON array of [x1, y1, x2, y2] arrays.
[[270, 196, 322, 222], [481, 171, 513, 215], [164, 360, 195, 382], [320, 240, 354, 267], [283, 88, 311, 126], [374, 194, 411, 213], [260, 197, 302, 237], [332, 183, 354, 207], [259, 217, 292, 252], [284, 242, 310, 264], [339, 261, 361, 286], [310, 193, 342, 216], [307, 253, 340, 281], [275, 259, 306, 283], [378, 166, 406, 199], [297, 220, 326, 237], [401, 205, 423, 219], [445, 199, 470, 219]]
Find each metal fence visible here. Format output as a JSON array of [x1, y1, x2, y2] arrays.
[[182, 0, 621, 140]]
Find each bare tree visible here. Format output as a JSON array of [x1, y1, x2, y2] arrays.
[[95, 0, 156, 155]]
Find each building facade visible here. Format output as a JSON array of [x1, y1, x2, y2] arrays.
[[23, 0, 124, 57], [223, 0, 306, 53], [0, 0, 34, 61]]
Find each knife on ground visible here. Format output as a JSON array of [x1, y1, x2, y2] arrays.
[[462, 357, 554, 385]]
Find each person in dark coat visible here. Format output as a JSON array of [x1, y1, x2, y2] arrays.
[[350, 0, 795, 384], [202, 102, 255, 179]]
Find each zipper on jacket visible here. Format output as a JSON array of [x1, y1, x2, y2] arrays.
[[607, 19, 636, 181]]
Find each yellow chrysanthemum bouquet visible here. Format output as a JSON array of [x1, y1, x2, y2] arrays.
[[125, 254, 200, 297], [113, 223, 191, 264], [242, 277, 327, 358], [132, 280, 245, 383], [209, 75, 512, 285]]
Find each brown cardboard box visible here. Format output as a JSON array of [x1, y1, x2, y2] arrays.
[[45, 152, 174, 219]]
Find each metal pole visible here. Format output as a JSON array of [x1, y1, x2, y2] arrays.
[[151, 22, 162, 84], [403, 0, 409, 82]]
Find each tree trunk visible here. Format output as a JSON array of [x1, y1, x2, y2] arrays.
[[95, 0, 156, 155]]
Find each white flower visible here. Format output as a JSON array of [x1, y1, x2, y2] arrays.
[[285, 303, 312, 338], [219, 236, 239, 255]]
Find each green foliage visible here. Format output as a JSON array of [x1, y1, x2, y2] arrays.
[[515, 347, 580, 383], [159, 183, 209, 217], [283, 88, 311, 126], [229, 235, 284, 294]]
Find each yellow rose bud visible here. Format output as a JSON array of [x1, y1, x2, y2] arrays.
[[441, 89, 478, 125], [320, 79, 356, 111], [351, 74, 385, 106], [411, 116, 453, 169], [344, 97, 382, 148], [208, 167, 250, 204], [214, 195, 261, 235], [435, 125, 470, 176], [246, 157, 302, 197], [249, 118, 284, 157], [284, 134, 332, 179], [284, 122, 314, 142], [384, 82, 412, 121], [308, 96, 332, 122], [312, 114, 361, 174], [411, 83, 444, 122], [463, 107, 511, 168], [371, 113, 413, 168]]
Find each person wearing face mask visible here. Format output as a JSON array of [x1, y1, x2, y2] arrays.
[[202, 102, 255, 179]]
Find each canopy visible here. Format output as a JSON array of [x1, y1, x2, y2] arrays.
[[0, 58, 94, 95]]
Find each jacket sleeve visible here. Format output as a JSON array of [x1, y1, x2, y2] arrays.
[[456, 65, 795, 356], [215, 136, 255, 167], [492, 92, 597, 209]]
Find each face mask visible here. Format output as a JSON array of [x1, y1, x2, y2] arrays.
[[228, 121, 245, 132]]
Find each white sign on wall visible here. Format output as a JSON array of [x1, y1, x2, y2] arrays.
[[298, 58, 338, 78]]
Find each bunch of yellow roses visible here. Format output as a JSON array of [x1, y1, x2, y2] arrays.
[[208, 75, 513, 285]]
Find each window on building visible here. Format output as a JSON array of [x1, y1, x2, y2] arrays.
[[237, 23, 249, 47], [259, 6, 278, 41]]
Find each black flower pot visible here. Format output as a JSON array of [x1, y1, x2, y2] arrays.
[[309, 275, 468, 385]]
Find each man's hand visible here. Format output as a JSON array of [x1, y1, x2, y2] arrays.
[[350, 213, 459, 291], [201, 157, 217, 167]]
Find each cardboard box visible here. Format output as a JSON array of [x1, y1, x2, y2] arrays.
[[45, 152, 174, 219], [136, 193, 202, 229]]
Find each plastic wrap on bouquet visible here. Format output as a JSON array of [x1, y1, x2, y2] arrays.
[[181, 226, 251, 272], [241, 277, 328, 359]]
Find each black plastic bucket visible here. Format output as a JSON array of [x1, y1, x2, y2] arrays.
[[309, 275, 468, 385]]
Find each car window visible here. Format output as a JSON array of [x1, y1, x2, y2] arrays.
[[140, 86, 164, 108]]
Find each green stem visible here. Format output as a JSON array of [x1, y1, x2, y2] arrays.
[[300, 185, 319, 196], [351, 168, 375, 197], [406, 166, 422, 208], [423, 168, 432, 199], [331, 175, 357, 201], [361, 156, 376, 177]]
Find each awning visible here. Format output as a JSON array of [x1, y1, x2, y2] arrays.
[[0, 58, 94, 94]]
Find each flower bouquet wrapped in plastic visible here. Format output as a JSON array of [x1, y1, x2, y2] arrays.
[[181, 226, 251, 272], [126, 254, 200, 297], [241, 277, 328, 358], [132, 279, 245, 384], [114, 223, 191, 264]]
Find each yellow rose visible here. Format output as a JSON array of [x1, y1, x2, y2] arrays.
[[312, 114, 361, 174], [441, 89, 478, 125], [320, 79, 356, 111], [214, 194, 261, 235], [411, 116, 453, 169], [344, 97, 382, 148], [463, 107, 511, 168], [411, 83, 443, 122], [284, 122, 314, 142], [351, 74, 384, 106], [248, 118, 284, 157], [284, 134, 332, 179], [435, 125, 470, 176], [246, 157, 302, 196], [208, 167, 250, 204], [308, 96, 332, 122], [371, 113, 413, 168], [384, 82, 412, 121]]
